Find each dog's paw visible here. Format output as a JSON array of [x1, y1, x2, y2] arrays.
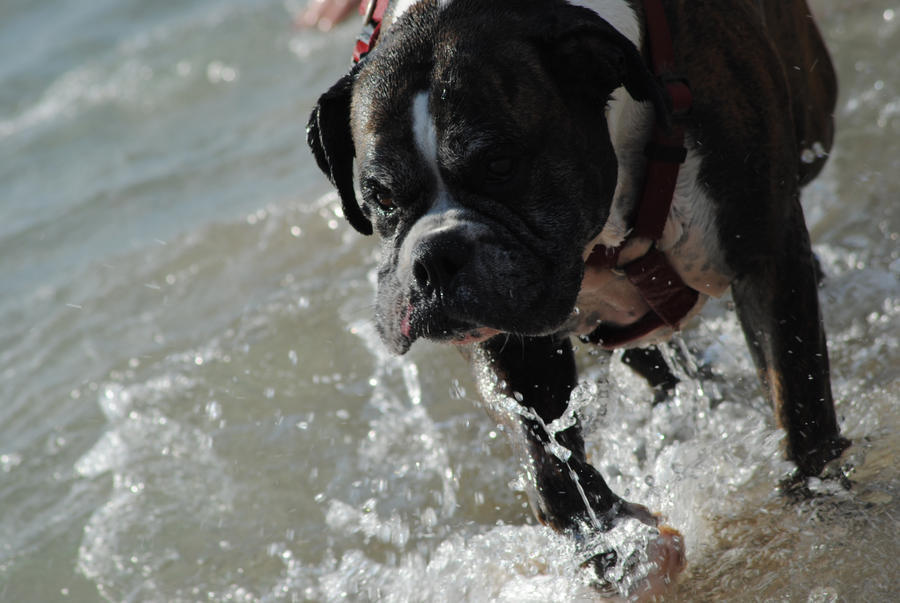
[[794, 435, 852, 479], [582, 523, 686, 601], [780, 437, 855, 500], [820, 456, 855, 490]]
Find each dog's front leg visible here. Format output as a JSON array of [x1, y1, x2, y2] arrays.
[[469, 335, 685, 594], [732, 202, 851, 479], [472, 334, 640, 531]]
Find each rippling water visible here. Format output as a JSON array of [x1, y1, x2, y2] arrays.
[[1, 1, 898, 600]]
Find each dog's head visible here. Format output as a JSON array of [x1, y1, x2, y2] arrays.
[[308, 0, 666, 354]]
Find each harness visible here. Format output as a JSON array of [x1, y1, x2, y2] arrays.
[[351, 0, 699, 349], [584, 0, 698, 348], [353, 0, 389, 63]]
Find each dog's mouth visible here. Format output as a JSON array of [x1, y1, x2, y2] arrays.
[[378, 242, 585, 355], [399, 301, 501, 349]]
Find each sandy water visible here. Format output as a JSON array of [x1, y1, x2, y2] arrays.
[[1, 0, 898, 601]]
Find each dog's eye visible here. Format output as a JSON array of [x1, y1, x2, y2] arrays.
[[486, 157, 514, 179], [363, 179, 396, 214], [375, 192, 396, 213], [481, 152, 520, 187]]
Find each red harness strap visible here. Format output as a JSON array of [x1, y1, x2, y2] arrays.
[[585, 0, 697, 349], [353, 0, 390, 63]]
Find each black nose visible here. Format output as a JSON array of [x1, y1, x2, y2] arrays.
[[411, 234, 471, 298]]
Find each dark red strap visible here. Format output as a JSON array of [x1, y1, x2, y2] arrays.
[[585, 244, 622, 270], [585, 0, 698, 348], [587, 312, 666, 349], [623, 248, 699, 326], [643, 0, 675, 72], [633, 0, 691, 240], [586, 248, 699, 349]]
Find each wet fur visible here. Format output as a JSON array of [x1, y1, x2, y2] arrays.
[[308, 0, 850, 589]]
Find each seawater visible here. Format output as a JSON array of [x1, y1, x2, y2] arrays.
[[0, 0, 898, 601]]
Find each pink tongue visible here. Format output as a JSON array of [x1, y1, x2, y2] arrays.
[[400, 303, 414, 338]]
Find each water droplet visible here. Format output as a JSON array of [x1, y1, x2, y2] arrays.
[[449, 379, 466, 399], [0, 453, 22, 473], [205, 400, 222, 421]]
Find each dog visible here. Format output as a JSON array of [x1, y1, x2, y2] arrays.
[[307, 0, 850, 593]]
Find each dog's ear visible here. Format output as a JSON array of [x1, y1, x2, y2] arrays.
[[307, 66, 373, 236], [542, 5, 669, 128]]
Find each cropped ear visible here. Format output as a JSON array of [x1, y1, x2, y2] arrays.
[[542, 4, 669, 128], [307, 64, 373, 236]]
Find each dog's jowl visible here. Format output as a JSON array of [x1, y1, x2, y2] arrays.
[[308, 0, 850, 593]]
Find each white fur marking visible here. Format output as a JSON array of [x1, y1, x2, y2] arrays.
[[660, 148, 731, 296], [598, 83, 654, 248], [567, 0, 641, 47], [411, 90, 455, 216], [397, 89, 474, 278], [411, 91, 440, 180], [568, 0, 648, 250]]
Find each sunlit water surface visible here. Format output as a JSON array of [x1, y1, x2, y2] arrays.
[[0, 0, 897, 601]]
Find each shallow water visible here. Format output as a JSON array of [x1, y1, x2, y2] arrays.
[[1, 1, 898, 601]]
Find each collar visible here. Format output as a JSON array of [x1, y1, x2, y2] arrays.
[[353, 0, 390, 63], [584, 0, 697, 348], [588, 0, 691, 269]]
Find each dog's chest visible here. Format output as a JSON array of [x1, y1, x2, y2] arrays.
[[567, 149, 732, 342]]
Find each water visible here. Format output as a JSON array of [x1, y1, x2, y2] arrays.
[[1, 0, 898, 600]]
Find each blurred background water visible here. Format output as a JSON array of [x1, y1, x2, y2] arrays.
[[0, 0, 898, 601]]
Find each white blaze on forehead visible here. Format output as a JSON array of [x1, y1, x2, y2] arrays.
[[409, 90, 457, 218], [396, 88, 472, 277], [411, 91, 441, 181]]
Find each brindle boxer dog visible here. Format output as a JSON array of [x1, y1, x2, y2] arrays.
[[307, 0, 850, 594]]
